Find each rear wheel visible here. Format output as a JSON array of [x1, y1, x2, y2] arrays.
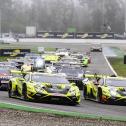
[[22, 83, 28, 100], [15, 85, 19, 96], [83, 85, 87, 100], [97, 89, 103, 103], [8, 82, 12, 98], [72, 102, 79, 106]]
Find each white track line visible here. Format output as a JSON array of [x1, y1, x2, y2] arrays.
[[103, 54, 118, 76]]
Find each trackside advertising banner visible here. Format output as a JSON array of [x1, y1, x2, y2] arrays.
[[36, 32, 114, 39], [0, 49, 30, 57], [37, 32, 75, 38], [76, 33, 114, 39]]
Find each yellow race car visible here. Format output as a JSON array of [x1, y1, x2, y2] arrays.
[[83, 75, 126, 104], [8, 72, 80, 105], [42, 54, 60, 64]]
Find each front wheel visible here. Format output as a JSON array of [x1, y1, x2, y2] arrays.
[[83, 85, 88, 100], [97, 89, 103, 103], [22, 83, 28, 100], [8, 82, 12, 98]]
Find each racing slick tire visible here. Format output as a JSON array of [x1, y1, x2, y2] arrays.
[[22, 83, 28, 100], [15, 85, 19, 96], [8, 82, 12, 98], [83, 85, 88, 100], [97, 88, 103, 103], [71, 102, 79, 106]]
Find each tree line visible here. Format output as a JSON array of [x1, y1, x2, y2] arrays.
[[0, 0, 125, 33]]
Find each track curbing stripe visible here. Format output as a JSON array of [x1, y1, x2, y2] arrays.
[[0, 102, 126, 122]]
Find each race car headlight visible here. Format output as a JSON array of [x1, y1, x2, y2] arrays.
[[110, 90, 117, 97], [34, 84, 43, 92], [69, 88, 76, 96]]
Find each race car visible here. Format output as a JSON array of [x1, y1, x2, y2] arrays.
[[58, 57, 82, 66], [90, 46, 102, 52], [8, 72, 80, 105], [24, 53, 40, 59], [55, 65, 84, 89], [0, 65, 17, 90], [70, 53, 91, 66], [42, 54, 60, 64], [83, 75, 126, 104], [7, 57, 26, 69], [81, 56, 90, 67], [55, 48, 70, 57]]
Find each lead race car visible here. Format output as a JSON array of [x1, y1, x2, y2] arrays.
[[83, 75, 126, 104], [8, 72, 80, 105]]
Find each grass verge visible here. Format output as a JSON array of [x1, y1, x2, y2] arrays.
[[108, 57, 126, 77], [0, 102, 126, 122], [0, 43, 56, 53]]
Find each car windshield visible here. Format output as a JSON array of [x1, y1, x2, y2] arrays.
[[31, 74, 70, 84], [106, 79, 126, 87]]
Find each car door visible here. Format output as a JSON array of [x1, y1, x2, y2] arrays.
[[90, 78, 103, 99]]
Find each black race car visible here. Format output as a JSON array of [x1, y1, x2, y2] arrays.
[[55, 65, 85, 89], [90, 44, 102, 52]]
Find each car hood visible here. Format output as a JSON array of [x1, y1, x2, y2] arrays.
[[35, 82, 71, 94]]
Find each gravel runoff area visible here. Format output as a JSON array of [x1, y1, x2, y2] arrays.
[[0, 109, 126, 126]]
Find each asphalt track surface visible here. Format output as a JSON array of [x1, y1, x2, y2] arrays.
[[0, 42, 126, 117]]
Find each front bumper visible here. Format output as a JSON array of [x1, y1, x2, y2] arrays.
[[31, 93, 80, 104], [102, 95, 126, 104], [108, 97, 126, 105]]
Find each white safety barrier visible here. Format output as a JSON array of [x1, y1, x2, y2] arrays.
[[19, 38, 126, 44]]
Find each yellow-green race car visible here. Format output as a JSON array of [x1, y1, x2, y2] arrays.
[[83, 75, 126, 104], [8, 72, 80, 105], [42, 54, 60, 64]]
